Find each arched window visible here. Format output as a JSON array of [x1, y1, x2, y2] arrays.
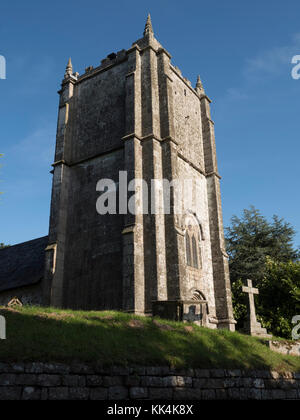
[[186, 233, 192, 266], [192, 235, 198, 268]]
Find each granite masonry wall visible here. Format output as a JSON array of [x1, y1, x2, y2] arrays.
[[0, 363, 299, 400]]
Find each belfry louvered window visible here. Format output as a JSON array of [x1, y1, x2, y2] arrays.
[[192, 235, 198, 268], [185, 224, 203, 269]]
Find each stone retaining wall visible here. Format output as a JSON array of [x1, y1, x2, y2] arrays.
[[269, 340, 300, 357], [0, 363, 299, 400]]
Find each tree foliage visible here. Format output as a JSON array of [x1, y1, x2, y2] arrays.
[[226, 206, 300, 338], [258, 258, 300, 338]]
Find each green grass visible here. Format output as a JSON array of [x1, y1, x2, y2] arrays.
[[0, 306, 299, 372]]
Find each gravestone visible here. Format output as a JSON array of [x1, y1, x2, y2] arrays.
[[152, 300, 208, 327], [242, 280, 271, 338]]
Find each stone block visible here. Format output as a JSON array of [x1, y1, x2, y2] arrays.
[[173, 387, 200, 400], [125, 375, 141, 387], [201, 389, 216, 400], [63, 375, 86, 387], [215, 389, 228, 400], [253, 378, 265, 389], [22, 387, 41, 400], [227, 388, 241, 400], [269, 389, 286, 400], [174, 376, 193, 387], [90, 387, 108, 400], [8, 363, 25, 373], [129, 366, 146, 375], [0, 386, 22, 400], [224, 378, 242, 388], [37, 374, 61, 387], [129, 387, 148, 399], [69, 387, 90, 400], [225, 369, 241, 378], [285, 389, 298, 400], [102, 375, 123, 386], [148, 387, 173, 400], [146, 366, 170, 376], [0, 374, 16, 386], [108, 386, 128, 400], [246, 389, 262, 400], [48, 387, 69, 400], [209, 369, 225, 378], [140, 376, 164, 387], [70, 363, 94, 375], [194, 369, 210, 378], [15, 374, 37, 386]]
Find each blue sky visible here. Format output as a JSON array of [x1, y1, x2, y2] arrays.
[[0, 0, 299, 247]]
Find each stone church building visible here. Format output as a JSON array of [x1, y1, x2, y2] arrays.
[[0, 16, 236, 331]]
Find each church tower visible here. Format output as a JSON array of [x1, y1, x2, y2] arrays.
[[43, 16, 236, 331]]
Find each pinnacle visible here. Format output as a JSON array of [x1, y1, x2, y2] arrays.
[[196, 75, 204, 93], [64, 57, 73, 78], [143, 14, 154, 37]]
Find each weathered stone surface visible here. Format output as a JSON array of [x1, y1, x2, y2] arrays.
[[0, 386, 22, 400], [194, 378, 224, 389], [146, 366, 170, 376], [223, 378, 243, 388], [141, 376, 164, 387], [194, 369, 210, 378], [269, 340, 300, 357], [108, 386, 128, 400], [268, 389, 286, 400], [22, 387, 41, 401], [129, 387, 148, 399], [285, 389, 298, 399], [48, 387, 69, 400], [125, 375, 141, 387], [215, 389, 228, 400], [174, 376, 193, 387], [173, 387, 200, 400], [37, 374, 61, 387], [201, 389, 216, 400], [63, 375, 86, 387], [102, 376, 123, 387], [69, 387, 89, 400], [225, 369, 241, 378], [0, 374, 16, 386], [90, 387, 108, 400], [70, 363, 94, 375], [15, 374, 37, 386], [148, 387, 172, 399], [0, 363, 299, 400], [209, 369, 225, 378], [253, 378, 265, 389]]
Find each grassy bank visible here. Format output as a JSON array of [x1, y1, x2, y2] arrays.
[[0, 306, 299, 372]]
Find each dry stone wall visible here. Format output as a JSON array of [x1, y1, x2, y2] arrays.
[[0, 363, 299, 400]]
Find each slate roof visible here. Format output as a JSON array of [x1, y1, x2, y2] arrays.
[[0, 236, 48, 293]]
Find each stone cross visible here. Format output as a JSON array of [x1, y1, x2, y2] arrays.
[[242, 279, 271, 338], [242, 279, 259, 321]]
